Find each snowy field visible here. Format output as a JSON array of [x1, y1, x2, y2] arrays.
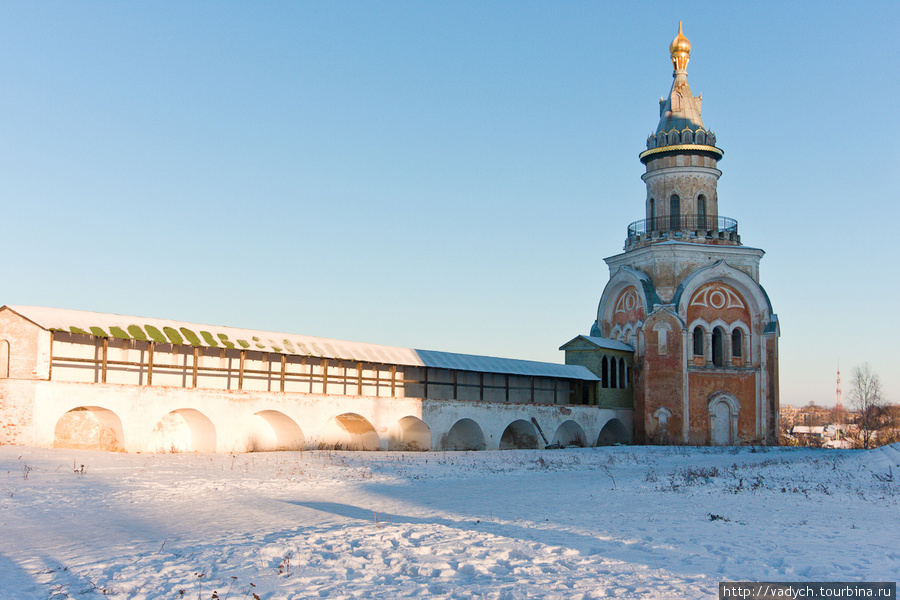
[[1, 444, 898, 600]]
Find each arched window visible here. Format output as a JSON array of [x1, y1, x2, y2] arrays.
[[732, 329, 743, 359], [697, 194, 707, 229], [649, 198, 657, 230], [0, 340, 8, 378], [712, 327, 725, 367], [601, 356, 609, 389], [669, 194, 681, 230], [692, 327, 704, 356], [610, 357, 618, 389], [618, 359, 626, 389]]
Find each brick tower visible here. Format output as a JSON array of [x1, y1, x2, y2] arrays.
[[577, 23, 780, 445]]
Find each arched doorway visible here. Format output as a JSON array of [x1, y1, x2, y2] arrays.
[[54, 406, 125, 452], [149, 409, 217, 453], [709, 394, 739, 446], [244, 410, 305, 451], [499, 420, 539, 450], [318, 413, 379, 451], [389, 416, 431, 451], [443, 419, 486, 451]]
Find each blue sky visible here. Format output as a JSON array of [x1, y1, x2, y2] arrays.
[[1, 2, 898, 407]]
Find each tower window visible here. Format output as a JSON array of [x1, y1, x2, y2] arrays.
[[697, 194, 707, 229], [670, 194, 681, 230], [732, 329, 743, 359], [712, 327, 725, 367], [692, 327, 704, 356], [649, 198, 656, 230]]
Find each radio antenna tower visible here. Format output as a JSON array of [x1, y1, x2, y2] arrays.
[[835, 364, 843, 412]]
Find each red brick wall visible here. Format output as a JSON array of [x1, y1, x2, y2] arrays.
[[688, 371, 758, 444], [640, 312, 684, 444]]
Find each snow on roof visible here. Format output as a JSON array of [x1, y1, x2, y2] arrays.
[[4, 305, 598, 381]]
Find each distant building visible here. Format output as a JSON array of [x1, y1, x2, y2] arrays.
[[562, 23, 780, 445]]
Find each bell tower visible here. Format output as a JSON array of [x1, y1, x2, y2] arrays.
[[574, 23, 781, 446], [630, 22, 737, 251]]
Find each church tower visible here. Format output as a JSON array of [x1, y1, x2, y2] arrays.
[[570, 23, 780, 445]]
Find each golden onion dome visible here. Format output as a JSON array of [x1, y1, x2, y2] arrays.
[[670, 21, 691, 70]]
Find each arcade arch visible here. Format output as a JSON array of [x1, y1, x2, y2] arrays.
[[149, 409, 217, 453], [551, 420, 586, 448], [53, 406, 125, 452], [243, 410, 305, 452], [596, 418, 630, 446], [443, 418, 486, 451], [318, 413, 379, 451], [499, 419, 539, 450], [388, 416, 431, 451]]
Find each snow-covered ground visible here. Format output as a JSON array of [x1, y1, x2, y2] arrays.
[[1, 444, 898, 600]]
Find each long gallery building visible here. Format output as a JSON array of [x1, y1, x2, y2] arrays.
[[0, 24, 778, 453]]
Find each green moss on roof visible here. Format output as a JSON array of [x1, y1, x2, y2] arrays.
[[200, 331, 218, 347], [180, 328, 202, 346], [163, 327, 184, 345], [271, 345, 283, 353], [144, 325, 167, 344], [109, 326, 131, 340], [217, 333, 235, 349], [127, 325, 148, 341], [252, 336, 265, 349], [237, 339, 250, 349], [283, 339, 296, 353], [69, 327, 89, 335], [89, 326, 108, 338]]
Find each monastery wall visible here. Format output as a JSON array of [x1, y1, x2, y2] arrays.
[[2, 378, 628, 452]]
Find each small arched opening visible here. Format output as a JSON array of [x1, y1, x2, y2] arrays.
[[692, 327, 705, 357], [499, 420, 539, 450], [669, 194, 681, 230], [609, 357, 618, 388], [731, 329, 744, 361], [551, 420, 586, 448], [318, 413, 380, 451], [54, 406, 125, 452], [0, 339, 9, 378], [597, 418, 630, 446], [712, 327, 725, 367], [601, 356, 609, 388], [389, 416, 431, 451], [244, 410, 305, 452], [443, 418, 486, 451], [149, 409, 217, 453], [697, 194, 707, 228]]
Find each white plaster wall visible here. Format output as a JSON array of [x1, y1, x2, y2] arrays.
[[15, 380, 632, 453]]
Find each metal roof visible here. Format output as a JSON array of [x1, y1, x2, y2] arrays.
[[3, 305, 598, 381], [560, 335, 635, 352]]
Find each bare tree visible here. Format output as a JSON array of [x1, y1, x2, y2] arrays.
[[849, 363, 885, 449]]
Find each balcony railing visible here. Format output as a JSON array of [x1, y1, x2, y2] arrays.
[[626, 214, 739, 246]]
